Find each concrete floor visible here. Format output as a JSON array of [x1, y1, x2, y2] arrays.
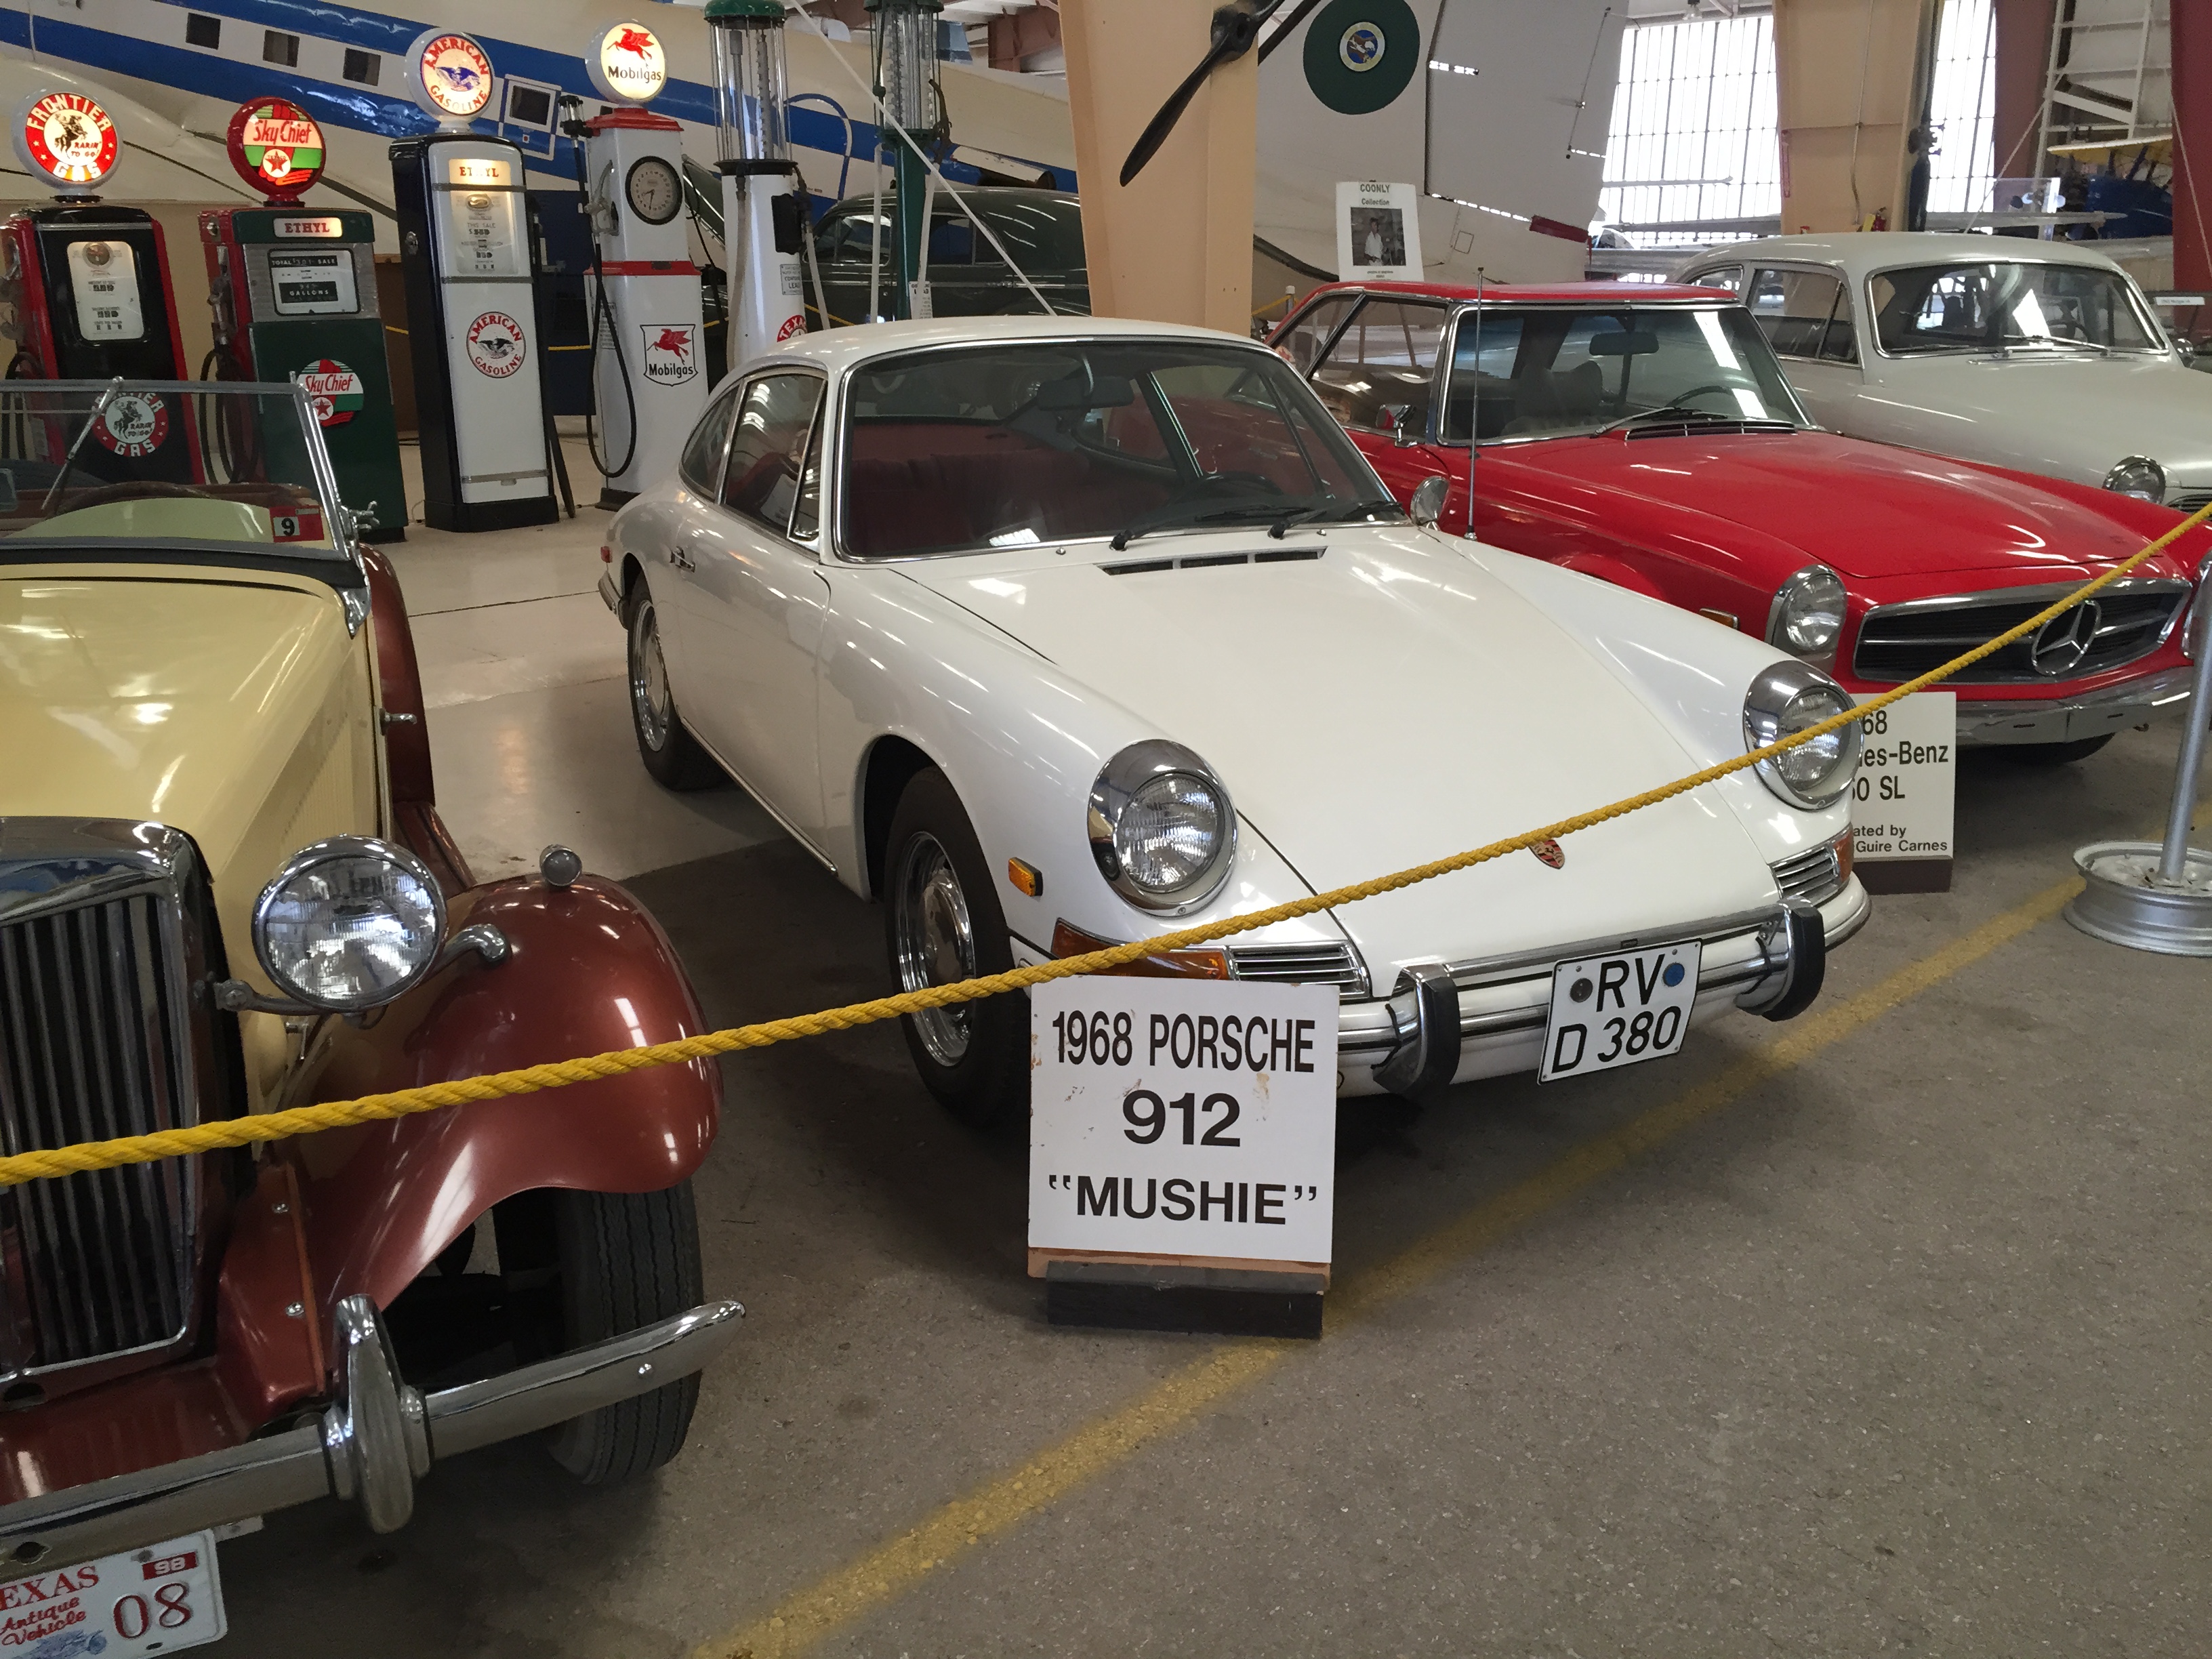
[[211, 476, 2209, 1658]]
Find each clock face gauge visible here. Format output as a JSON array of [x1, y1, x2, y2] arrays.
[[625, 156, 681, 226]]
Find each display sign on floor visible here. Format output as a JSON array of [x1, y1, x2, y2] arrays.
[[1029, 977, 1338, 1280], [1335, 180, 1423, 282], [1851, 691, 1955, 893]]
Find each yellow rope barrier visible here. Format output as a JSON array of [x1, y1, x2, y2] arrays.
[[3, 501, 2207, 1187]]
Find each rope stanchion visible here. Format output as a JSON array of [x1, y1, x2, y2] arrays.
[[3, 501, 2207, 1188]]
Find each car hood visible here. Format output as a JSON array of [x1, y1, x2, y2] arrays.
[[0, 569, 373, 957], [904, 531, 1784, 973], [1492, 430, 2163, 581], [1875, 353, 2212, 486]]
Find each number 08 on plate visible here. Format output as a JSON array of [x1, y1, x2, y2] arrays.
[[1539, 941, 1701, 1082], [0, 1531, 227, 1656]]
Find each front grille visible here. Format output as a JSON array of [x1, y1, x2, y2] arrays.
[[1771, 844, 1844, 906], [1852, 579, 2188, 684], [2169, 490, 2212, 514], [1227, 940, 1368, 999], [0, 832, 205, 1382]]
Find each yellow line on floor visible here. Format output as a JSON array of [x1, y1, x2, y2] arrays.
[[698, 874, 2081, 1659]]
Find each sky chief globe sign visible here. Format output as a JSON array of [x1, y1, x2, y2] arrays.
[[405, 28, 495, 125], [12, 89, 119, 194], [587, 22, 668, 106], [224, 97, 325, 203]]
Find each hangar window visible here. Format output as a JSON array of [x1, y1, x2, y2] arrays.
[[1746, 268, 1857, 364], [1309, 300, 1447, 434]]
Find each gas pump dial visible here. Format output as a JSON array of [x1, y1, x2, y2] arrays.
[[626, 157, 682, 225]]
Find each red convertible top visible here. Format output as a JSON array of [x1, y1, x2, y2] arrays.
[[1303, 279, 1725, 306]]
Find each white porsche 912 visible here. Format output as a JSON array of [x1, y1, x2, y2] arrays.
[[601, 316, 1868, 1126]]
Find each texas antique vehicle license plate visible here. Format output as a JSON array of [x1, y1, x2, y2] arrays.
[[1538, 941, 1702, 1082], [0, 1532, 227, 1656]]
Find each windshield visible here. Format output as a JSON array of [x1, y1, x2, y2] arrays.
[[0, 381, 341, 553], [1868, 262, 2163, 354], [840, 341, 1395, 558], [1438, 305, 1803, 441]]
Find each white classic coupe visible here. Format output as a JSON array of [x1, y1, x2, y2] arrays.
[[600, 317, 1868, 1126], [1675, 233, 2212, 513]]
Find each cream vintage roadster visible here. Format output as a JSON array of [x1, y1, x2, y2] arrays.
[[0, 380, 735, 1642]]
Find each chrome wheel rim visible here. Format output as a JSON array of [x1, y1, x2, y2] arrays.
[[630, 600, 672, 752], [892, 832, 977, 1067]]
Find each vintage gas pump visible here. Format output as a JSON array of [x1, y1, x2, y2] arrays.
[[569, 21, 704, 507], [1, 89, 194, 485], [201, 98, 407, 539], [389, 29, 558, 532], [705, 0, 807, 377]]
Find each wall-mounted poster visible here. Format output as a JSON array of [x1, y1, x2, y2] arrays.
[[1336, 180, 1422, 282]]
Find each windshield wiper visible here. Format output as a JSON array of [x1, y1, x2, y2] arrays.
[[1597, 402, 1759, 437], [1109, 500, 1307, 550], [1994, 335, 2113, 356], [1263, 499, 1403, 538]]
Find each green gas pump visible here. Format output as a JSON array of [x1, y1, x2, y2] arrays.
[[200, 99, 407, 539]]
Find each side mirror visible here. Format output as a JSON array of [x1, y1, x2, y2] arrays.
[[1409, 474, 1448, 529], [1380, 403, 1420, 447]]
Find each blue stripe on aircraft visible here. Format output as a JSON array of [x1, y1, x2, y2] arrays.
[[0, 2, 1066, 195]]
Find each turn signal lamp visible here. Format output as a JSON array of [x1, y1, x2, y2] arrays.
[[1051, 920, 1230, 981]]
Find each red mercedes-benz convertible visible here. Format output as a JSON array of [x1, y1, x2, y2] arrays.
[[1273, 281, 2208, 763]]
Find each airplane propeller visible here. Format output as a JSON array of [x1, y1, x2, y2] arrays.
[[1119, 0, 1307, 186]]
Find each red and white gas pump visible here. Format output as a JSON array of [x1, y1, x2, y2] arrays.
[[571, 20, 706, 506]]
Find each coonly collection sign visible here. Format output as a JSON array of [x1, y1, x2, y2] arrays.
[[1029, 979, 1339, 1275]]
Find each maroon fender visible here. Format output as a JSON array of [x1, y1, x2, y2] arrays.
[[283, 874, 720, 1319]]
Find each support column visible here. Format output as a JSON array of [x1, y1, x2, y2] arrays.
[[1772, 0, 1942, 233], [1059, 0, 1254, 331], [1990, 0, 2057, 181], [2175, 0, 2211, 336]]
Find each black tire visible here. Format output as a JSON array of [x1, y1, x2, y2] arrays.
[[2003, 733, 2114, 766], [544, 1183, 707, 1485], [882, 767, 1029, 1131], [626, 584, 722, 790]]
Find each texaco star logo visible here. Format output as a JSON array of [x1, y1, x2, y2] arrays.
[[2028, 601, 2100, 677]]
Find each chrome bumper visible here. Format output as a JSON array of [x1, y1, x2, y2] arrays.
[[1955, 666, 2195, 746], [1340, 878, 1871, 1097], [597, 569, 621, 613], [0, 1296, 743, 1576]]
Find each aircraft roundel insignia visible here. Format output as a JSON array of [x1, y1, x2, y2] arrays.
[[1303, 0, 1420, 116]]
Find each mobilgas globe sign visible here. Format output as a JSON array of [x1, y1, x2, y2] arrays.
[[586, 22, 668, 106]]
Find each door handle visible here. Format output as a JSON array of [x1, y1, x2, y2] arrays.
[[668, 542, 695, 572]]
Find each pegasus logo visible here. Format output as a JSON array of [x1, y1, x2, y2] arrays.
[[650, 328, 693, 359], [613, 27, 655, 58]]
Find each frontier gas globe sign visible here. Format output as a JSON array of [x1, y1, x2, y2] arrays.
[[404, 30, 496, 125], [586, 22, 668, 106], [13, 91, 119, 194]]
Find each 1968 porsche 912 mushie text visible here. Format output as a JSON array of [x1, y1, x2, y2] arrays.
[[602, 317, 1870, 1129], [0, 381, 739, 1614]]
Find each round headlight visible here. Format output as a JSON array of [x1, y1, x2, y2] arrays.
[[253, 836, 447, 1011], [1742, 661, 1863, 811], [1767, 565, 1848, 665], [1088, 741, 1236, 914], [2103, 455, 2167, 503]]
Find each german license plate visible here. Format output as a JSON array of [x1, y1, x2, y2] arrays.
[[1538, 941, 1701, 1082], [0, 1531, 227, 1656]]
